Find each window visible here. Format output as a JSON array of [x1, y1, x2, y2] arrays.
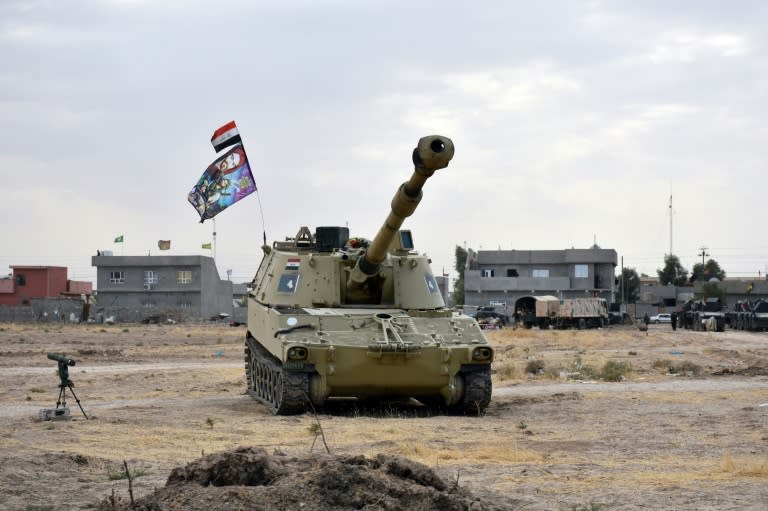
[[16, 274, 26, 286], [109, 271, 125, 284], [575, 264, 589, 278], [143, 271, 158, 285], [506, 269, 519, 277], [177, 271, 192, 285], [532, 269, 550, 278], [179, 301, 192, 309], [142, 301, 155, 308], [481, 269, 495, 278]]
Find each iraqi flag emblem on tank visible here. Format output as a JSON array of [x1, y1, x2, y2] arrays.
[[285, 258, 300, 271]]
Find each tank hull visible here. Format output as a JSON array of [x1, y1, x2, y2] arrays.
[[245, 301, 492, 414]]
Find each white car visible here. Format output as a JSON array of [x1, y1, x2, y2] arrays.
[[650, 313, 671, 324]]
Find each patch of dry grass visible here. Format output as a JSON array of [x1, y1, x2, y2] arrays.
[[390, 440, 542, 466], [720, 451, 768, 477]]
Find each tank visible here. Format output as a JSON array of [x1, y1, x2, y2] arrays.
[[244, 135, 493, 415]]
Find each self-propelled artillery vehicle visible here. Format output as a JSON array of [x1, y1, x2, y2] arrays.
[[245, 135, 493, 415]]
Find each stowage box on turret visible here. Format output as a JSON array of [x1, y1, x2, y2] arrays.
[[245, 136, 493, 414]]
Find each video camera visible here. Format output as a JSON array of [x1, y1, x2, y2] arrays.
[[47, 352, 76, 386]]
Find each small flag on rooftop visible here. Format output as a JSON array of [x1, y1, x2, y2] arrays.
[[202, 242, 212, 250], [114, 235, 124, 243], [158, 240, 171, 250]]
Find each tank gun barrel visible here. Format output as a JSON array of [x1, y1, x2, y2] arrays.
[[350, 135, 454, 284]]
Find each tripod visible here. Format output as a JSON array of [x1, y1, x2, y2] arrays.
[[55, 373, 89, 420]]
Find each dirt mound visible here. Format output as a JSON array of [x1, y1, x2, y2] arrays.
[[98, 447, 514, 511]]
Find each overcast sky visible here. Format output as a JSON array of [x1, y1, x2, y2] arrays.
[[2, 0, 767, 287]]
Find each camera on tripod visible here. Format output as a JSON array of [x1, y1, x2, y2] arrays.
[[39, 352, 88, 420], [48, 352, 76, 366], [47, 352, 76, 386]]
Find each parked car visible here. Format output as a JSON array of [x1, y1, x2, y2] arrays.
[[649, 313, 671, 324]]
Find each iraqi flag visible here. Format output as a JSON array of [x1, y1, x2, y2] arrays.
[[211, 121, 242, 153]]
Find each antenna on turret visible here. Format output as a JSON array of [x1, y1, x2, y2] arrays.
[[254, 188, 268, 247]]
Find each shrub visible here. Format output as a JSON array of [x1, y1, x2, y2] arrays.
[[652, 359, 702, 376], [495, 363, 515, 380], [525, 359, 545, 375], [567, 357, 599, 380], [601, 361, 632, 382], [675, 360, 702, 375], [572, 503, 603, 511]]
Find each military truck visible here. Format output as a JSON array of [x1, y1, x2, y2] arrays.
[[244, 136, 493, 415], [727, 299, 768, 331], [681, 298, 725, 332], [514, 295, 608, 329]]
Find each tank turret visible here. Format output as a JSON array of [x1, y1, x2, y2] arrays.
[[245, 135, 492, 415]]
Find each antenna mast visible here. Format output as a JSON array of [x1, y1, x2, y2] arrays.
[[669, 194, 673, 255]]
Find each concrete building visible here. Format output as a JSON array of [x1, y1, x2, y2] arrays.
[[0, 266, 92, 306], [463, 247, 618, 309], [92, 255, 233, 321], [696, 278, 768, 307]]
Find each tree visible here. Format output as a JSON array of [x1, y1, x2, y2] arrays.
[[452, 245, 468, 306], [657, 254, 688, 286], [616, 267, 640, 304], [690, 258, 726, 282], [696, 281, 726, 302]]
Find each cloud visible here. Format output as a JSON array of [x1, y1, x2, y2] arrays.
[[442, 64, 581, 112], [647, 32, 749, 62]]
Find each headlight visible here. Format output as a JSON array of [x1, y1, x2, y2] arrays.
[[286, 346, 308, 361], [472, 346, 493, 362]]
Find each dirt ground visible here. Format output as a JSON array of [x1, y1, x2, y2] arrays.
[[0, 321, 766, 510]]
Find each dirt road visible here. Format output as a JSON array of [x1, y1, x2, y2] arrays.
[[0, 323, 766, 510]]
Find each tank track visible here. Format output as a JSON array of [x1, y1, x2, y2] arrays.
[[244, 335, 309, 415], [449, 366, 492, 415]]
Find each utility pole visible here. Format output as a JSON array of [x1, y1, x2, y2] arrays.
[[621, 256, 625, 308], [698, 246, 709, 265]]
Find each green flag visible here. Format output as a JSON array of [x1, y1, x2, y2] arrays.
[[114, 235, 124, 243], [202, 242, 212, 249]]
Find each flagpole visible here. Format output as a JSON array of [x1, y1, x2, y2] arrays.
[[212, 218, 217, 263]]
